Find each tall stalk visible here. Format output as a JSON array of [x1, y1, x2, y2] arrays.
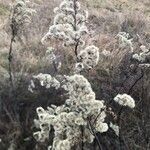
[[73, 0, 79, 58]]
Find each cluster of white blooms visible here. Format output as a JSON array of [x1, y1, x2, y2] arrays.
[[114, 94, 135, 108], [117, 32, 133, 52], [11, 0, 35, 35], [132, 45, 150, 63], [41, 0, 88, 47], [33, 73, 60, 89], [32, 1, 136, 149], [75, 45, 99, 71], [41, 0, 100, 72], [34, 74, 108, 150]]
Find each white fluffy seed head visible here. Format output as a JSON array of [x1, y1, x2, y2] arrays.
[[132, 45, 150, 65], [33, 75, 108, 149], [114, 94, 135, 108], [41, 0, 88, 47], [77, 45, 99, 70]]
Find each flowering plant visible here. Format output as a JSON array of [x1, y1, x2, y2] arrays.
[[31, 0, 136, 150], [41, 0, 99, 72]]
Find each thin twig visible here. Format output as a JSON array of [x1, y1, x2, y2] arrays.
[[117, 106, 124, 150], [8, 36, 15, 90], [81, 126, 84, 150], [88, 118, 103, 150]]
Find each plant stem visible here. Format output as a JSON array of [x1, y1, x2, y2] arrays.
[[128, 70, 144, 94], [117, 106, 124, 150], [88, 119, 103, 150], [8, 36, 15, 90], [73, 0, 79, 58], [81, 126, 84, 150]]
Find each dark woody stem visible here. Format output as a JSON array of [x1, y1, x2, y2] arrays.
[[73, 0, 79, 58], [88, 118, 103, 150]]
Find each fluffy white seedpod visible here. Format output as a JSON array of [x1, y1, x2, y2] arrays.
[[75, 62, 84, 73], [139, 63, 150, 68], [79, 25, 89, 35], [54, 7, 59, 13], [33, 131, 42, 141], [95, 122, 108, 133], [114, 94, 135, 108], [75, 117, 86, 126], [76, 1, 81, 10], [54, 13, 66, 25], [132, 54, 139, 60], [40, 123, 51, 132], [36, 107, 45, 114], [76, 13, 86, 24], [33, 73, 60, 89], [55, 139, 71, 150], [132, 45, 150, 65], [33, 130, 49, 142], [59, 1, 74, 13], [77, 45, 99, 70]]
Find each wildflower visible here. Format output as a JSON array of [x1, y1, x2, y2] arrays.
[[77, 45, 99, 69], [41, 0, 89, 48], [132, 45, 150, 64], [75, 62, 84, 73], [114, 94, 135, 108], [33, 75, 108, 149], [33, 73, 60, 89], [95, 122, 108, 133]]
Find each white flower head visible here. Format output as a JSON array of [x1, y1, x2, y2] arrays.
[[78, 45, 99, 69], [132, 45, 150, 65], [95, 122, 108, 133], [33, 73, 60, 89], [75, 62, 84, 73], [114, 94, 135, 108]]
